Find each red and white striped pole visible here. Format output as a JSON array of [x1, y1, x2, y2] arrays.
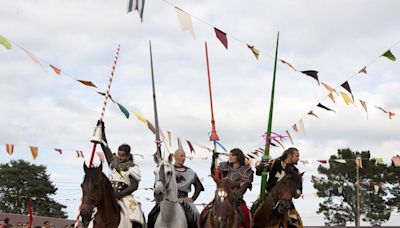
[[88, 44, 120, 167]]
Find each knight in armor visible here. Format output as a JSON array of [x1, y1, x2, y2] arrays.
[[97, 121, 145, 227], [148, 148, 204, 228], [205, 148, 254, 228], [255, 147, 303, 228]]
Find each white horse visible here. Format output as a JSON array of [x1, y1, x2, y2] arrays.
[[153, 153, 188, 228]]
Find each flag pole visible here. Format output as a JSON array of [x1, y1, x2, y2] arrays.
[[149, 40, 162, 158], [260, 32, 280, 200]]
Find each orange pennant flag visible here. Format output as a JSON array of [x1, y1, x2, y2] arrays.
[[328, 92, 336, 103], [77, 80, 97, 88], [340, 92, 354, 105], [5, 144, 14, 155], [355, 157, 363, 169], [30, 146, 38, 160], [50, 65, 61, 75]]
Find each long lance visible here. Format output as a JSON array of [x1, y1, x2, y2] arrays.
[[149, 41, 162, 158], [205, 42, 220, 151], [260, 32, 280, 200], [88, 44, 120, 167]]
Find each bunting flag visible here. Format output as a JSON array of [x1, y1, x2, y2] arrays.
[[21, 48, 41, 65], [175, 7, 196, 39], [177, 137, 183, 149], [167, 131, 172, 147], [97, 92, 115, 103], [30, 146, 38, 160], [292, 123, 299, 132], [308, 110, 319, 119], [358, 66, 367, 74], [334, 159, 347, 163], [300, 70, 319, 84], [247, 44, 260, 59], [50, 65, 61, 75], [214, 28, 228, 49], [134, 113, 147, 124], [127, 0, 145, 22], [186, 140, 195, 154], [298, 119, 305, 135], [273, 138, 285, 149], [5, 144, 14, 155], [392, 156, 400, 167], [317, 103, 336, 112], [359, 100, 368, 114], [374, 184, 380, 193], [117, 103, 130, 119], [77, 80, 97, 88], [280, 59, 297, 71], [321, 82, 338, 95], [355, 157, 363, 168], [0, 34, 12, 50], [341, 81, 353, 95], [196, 143, 212, 152], [54, 148, 62, 155], [96, 151, 105, 163], [375, 105, 388, 114], [340, 92, 354, 105], [381, 49, 396, 61], [328, 92, 336, 103], [285, 130, 294, 144], [146, 120, 156, 134], [317, 160, 327, 164], [389, 112, 396, 119], [76, 150, 84, 158]]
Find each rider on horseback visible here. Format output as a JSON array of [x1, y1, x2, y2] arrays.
[[255, 147, 303, 228], [203, 148, 254, 228], [98, 121, 145, 226]]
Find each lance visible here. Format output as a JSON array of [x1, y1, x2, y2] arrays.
[[260, 32, 280, 200], [149, 41, 162, 158], [88, 45, 120, 167]]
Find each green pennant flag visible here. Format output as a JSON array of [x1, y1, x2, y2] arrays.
[[0, 35, 12, 50], [117, 103, 130, 119], [381, 49, 396, 61]]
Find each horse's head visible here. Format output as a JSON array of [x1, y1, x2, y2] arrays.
[[271, 172, 304, 215], [153, 153, 176, 202], [211, 178, 240, 228], [80, 163, 104, 227]]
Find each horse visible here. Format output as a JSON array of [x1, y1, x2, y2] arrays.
[[151, 153, 188, 228], [80, 163, 142, 228], [252, 171, 303, 228], [201, 177, 241, 228]]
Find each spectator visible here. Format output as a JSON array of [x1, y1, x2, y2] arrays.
[[0, 219, 5, 228], [4, 218, 12, 228]]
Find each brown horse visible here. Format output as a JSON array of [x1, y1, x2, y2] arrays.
[[201, 178, 241, 228], [80, 163, 134, 228], [252, 172, 303, 228]]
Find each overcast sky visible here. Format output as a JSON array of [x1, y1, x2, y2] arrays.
[[1, 0, 400, 225]]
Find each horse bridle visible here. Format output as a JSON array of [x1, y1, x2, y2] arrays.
[[155, 163, 176, 203]]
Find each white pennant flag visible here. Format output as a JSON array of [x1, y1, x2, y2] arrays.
[[298, 119, 306, 135], [175, 7, 196, 39]]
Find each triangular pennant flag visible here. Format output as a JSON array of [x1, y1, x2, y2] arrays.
[[300, 70, 319, 84], [50, 65, 61, 75], [334, 159, 347, 163], [355, 157, 363, 168], [97, 92, 115, 103], [30, 146, 38, 160], [76, 150, 84, 158], [292, 123, 299, 132], [186, 140, 195, 154], [341, 81, 353, 95], [0, 35, 12, 50], [308, 110, 320, 119], [21, 48, 40, 64], [280, 59, 297, 71], [358, 66, 367, 74], [54, 148, 62, 155], [146, 120, 156, 134], [270, 142, 278, 147], [134, 113, 147, 124], [214, 27, 228, 49], [321, 82, 338, 95], [127, 0, 145, 22], [96, 151, 105, 163], [317, 160, 327, 164], [5, 144, 14, 155], [247, 44, 260, 59], [389, 112, 396, 119], [375, 105, 388, 114], [360, 100, 368, 114], [298, 119, 305, 135], [177, 137, 183, 149], [285, 130, 294, 144], [116, 103, 130, 119], [340, 92, 354, 105], [175, 7, 196, 39], [328, 92, 336, 103], [391, 156, 400, 167], [273, 138, 285, 149], [77, 80, 97, 88], [317, 103, 336, 112], [167, 131, 172, 147], [381, 49, 396, 61]]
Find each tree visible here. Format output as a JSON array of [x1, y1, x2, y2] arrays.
[[0, 159, 67, 218], [311, 148, 392, 226], [387, 156, 400, 212]]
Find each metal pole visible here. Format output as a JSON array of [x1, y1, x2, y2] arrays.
[[260, 32, 280, 200]]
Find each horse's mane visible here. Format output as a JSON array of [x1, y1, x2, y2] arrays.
[[269, 173, 302, 200]]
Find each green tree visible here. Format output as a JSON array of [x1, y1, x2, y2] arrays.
[[311, 148, 392, 226], [387, 156, 400, 212], [0, 159, 67, 218]]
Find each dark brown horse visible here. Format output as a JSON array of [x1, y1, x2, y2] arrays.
[[252, 172, 303, 228], [80, 163, 131, 228], [202, 178, 241, 228]]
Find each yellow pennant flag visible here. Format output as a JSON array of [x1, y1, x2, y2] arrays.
[[328, 93, 336, 103], [340, 92, 354, 105], [134, 113, 147, 124], [247, 44, 260, 60], [321, 82, 338, 95], [30, 146, 38, 160]]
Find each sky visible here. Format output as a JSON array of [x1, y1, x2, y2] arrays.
[[0, 0, 400, 225]]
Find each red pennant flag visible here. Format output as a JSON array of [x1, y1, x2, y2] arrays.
[[50, 64, 61, 75], [317, 160, 327, 164], [292, 123, 299, 132], [54, 148, 62, 155], [5, 144, 14, 155], [186, 140, 195, 154], [389, 112, 396, 119], [214, 27, 228, 49]]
